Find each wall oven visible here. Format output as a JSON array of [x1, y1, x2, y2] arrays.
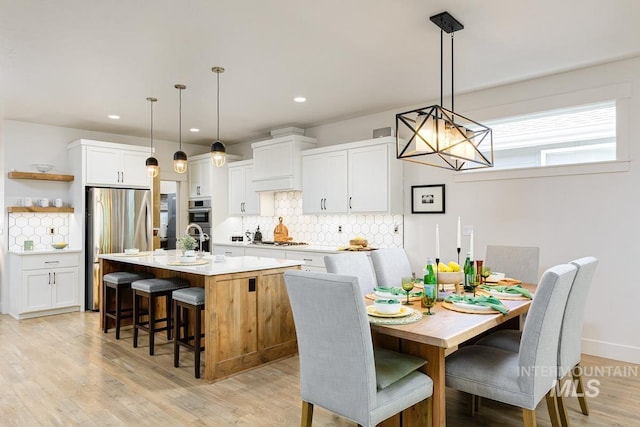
[[188, 199, 212, 252]]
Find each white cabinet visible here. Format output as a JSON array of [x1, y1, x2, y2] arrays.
[[72, 140, 150, 188], [302, 150, 348, 214], [214, 245, 245, 257], [245, 247, 286, 258], [284, 251, 329, 273], [10, 252, 81, 320], [188, 157, 212, 198], [301, 137, 402, 214], [228, 160, 274, 216], [213, 244, 337, 272], [348, 144, 396, 213], [251, 135, 317, 192]]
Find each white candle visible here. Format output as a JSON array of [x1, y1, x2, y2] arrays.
[[469, 231, 474, 261], [435, 224, 440, 258], [456, 216, 461, 249]]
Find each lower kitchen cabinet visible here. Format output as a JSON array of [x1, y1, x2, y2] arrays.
[[214, 245, 246, 257], [9, 251, 81, 319], [284, 251, 328, 272], [213, 243, 337, 272]]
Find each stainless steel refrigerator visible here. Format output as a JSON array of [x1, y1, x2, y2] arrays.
[[85, 187, 152, 310]]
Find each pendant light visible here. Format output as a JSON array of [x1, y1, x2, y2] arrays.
[[173, 83, 188, 174], [396, 11, 493, 171], [210, 66, 227, 167], [144, 97, 160, 178]]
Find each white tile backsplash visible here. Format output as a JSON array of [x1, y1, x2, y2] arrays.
[[8, 213, 70, 251], [241, 191, 403, 248]]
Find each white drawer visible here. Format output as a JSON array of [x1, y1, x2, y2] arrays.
[[285, 251, 327, 268], [215, 246, 245, 257], [22, 253, 79, 270], [245, 247, 286, 258]]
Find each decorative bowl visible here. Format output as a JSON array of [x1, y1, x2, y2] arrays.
[[32, 163, 54, 173], [374, 299, 402, 314], [51, 242, 68, 250], [437, 271, 464, 284], [486, 272, 506, 283], [124, 248, 139, 255]]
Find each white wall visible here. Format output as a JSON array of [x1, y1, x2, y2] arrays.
[[0, 121, 206, 312], [305, 56, 640, 364]]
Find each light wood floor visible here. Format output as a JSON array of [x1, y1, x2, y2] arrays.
[[0, 312, 637, 426]]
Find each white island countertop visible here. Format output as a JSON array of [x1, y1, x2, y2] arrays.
[[99, 250, 304, 276]]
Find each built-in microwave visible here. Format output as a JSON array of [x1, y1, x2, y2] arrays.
[[188, 199, 212, 228]]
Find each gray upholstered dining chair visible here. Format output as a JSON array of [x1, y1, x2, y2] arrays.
[[283, 270, 433, 427], [370, 248, 412, 287], [324, 252, 377, 296], [485, 245, 540, 284], [445, 263, 577, 427], [476, 256, 599, 426]]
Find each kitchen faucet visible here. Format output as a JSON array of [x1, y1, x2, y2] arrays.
[[185, 223, 209, 255]]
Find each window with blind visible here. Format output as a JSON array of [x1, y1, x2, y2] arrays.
[[478, 101, 616, 170]]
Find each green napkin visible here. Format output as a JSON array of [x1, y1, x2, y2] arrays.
[[480, 284, 532, 299], [375, 287, 422, 297], [444, 294, 509, 315]]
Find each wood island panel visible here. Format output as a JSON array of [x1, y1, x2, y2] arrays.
[[99, 257, 299, 382], [203, 266, 299, 381]]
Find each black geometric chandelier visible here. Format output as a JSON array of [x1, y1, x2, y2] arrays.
[[396, 11, 493, 171]]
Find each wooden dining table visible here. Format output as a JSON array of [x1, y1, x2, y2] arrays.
[[369, 285, 535, 427]]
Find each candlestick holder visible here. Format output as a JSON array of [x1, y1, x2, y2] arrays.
[[457, 247, 461, 265]]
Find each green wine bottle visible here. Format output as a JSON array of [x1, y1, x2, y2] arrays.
[[424, 257, 437, 285], [463, 252, 473, 292]]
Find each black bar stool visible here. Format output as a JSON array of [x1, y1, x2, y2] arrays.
[[172, 287, 205, 378], [103, 271, 154, 339], [131, 277, 189, 355]]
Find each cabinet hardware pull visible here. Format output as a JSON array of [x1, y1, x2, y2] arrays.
[[44, 261, 59, 264], [320, 199, 323, 210], [225, 251, 232, 255], [53, 272, 56, 284], [248, 277, 256, 292], [48, 272, 52, 285], [349, 196, 352, 209], [303, 258, 313, 262], [121, 171, 124, 182]]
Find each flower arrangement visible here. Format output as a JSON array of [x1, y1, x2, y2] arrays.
[[177, 235, 198, 254]]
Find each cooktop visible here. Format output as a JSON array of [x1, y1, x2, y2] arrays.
[[252, 241, 309, 246]]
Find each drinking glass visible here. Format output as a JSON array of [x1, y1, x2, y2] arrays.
[[422, 284, 437, 315], [401, 276, 414, 305], [481, 266, 492, 284]]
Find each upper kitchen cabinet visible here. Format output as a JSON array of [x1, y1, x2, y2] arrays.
[[67, 139, 150, 188], [188, 156, 213, 198], [251, 134, 317, 192], [301, 136, 403, 214], [302, 150, 348, 214], [228, 160, 274, 216]]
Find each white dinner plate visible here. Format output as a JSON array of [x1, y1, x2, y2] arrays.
[[366, 305, 414, 318], [452, 301, 493, 311]]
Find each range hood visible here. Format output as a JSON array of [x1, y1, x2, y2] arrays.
[[251, 129, 317, 192]]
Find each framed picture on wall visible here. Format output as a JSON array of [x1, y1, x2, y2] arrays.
[[411, 184, 445, 214]]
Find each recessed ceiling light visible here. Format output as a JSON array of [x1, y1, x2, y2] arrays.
[[189, 128, 200, 133], [107, 114, 120, 120], [293, 96, 306, 103]]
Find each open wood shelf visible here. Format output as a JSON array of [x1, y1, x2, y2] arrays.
[[7, 207, 74, 213], [8, 171, 74, 182]]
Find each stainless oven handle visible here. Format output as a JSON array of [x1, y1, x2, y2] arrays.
[[188, 208, 211, 213]]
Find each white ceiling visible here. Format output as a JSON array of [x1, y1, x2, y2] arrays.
[[2, 0, 640, 146]]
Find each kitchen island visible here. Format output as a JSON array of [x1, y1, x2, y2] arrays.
[[99, 251, 303, 381]]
